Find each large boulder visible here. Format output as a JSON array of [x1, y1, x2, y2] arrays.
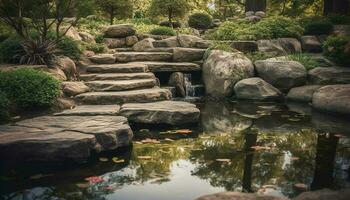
[[255, 60, 307, 92], [173, 48, 206, 62], [125, 35, 139, 46], [103, 38, 126, 48], [119, 101, 200, 125], [301, 36, 322, 53], [257, 40, 287, 57], [153, 34, 204, 48], [277, 38, 302, 54], [133, 38, 155, 51], [61, 81, 90, 97], [195, 192, 287, 200], [293, 189, 350, 200], [168, 72, 185, 97], [79, 32, 95, 43], [54, 56, 78, 81], [287, 85, 322, 103], [104, 24, 136, 38], [203, 50, 255, 97], [231, 41, 258, 53], [234, 78, 282, 101], [312, 84, 350, 115], [308, 67, 350, 85], [62, 26, 82, 41]]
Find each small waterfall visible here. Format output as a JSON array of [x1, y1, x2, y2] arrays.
[[184, 73, 195, 97]]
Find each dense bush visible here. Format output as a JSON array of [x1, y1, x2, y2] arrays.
[[327, 14, 350, 25], [304, 20, 333, 35], [55, 37, 81, 60], [188, 12, 212, 29], [0, 37, 23, 63], [323, 36, 350, 66], [85, 43, 107, 53], [0, 91, 9, 121], [208, 16, 304, 41], [149, 27, 176, 36], [0, 69, 60, 109], [159, 21, 181, 28]]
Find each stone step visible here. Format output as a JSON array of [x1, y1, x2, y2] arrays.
[[86, 63, 148, 73], [80, 73, 155, 81], [129, 61, 201, 72], [114, 52, 173, 63], [86, 79, 157, 91], [119, 101, 200, 125], [76, 88, 172, 105], [54, 105, 120, 116]]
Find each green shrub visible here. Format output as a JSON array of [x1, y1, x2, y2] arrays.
[[85, 43, 107, 53], [0, 68, 60, 109], [95, 34, 104, 43], [55, 37, 81, 60], [327, 14, 350, 25], [188, 12, 213, 29], [159, 21, 181, 28], [0, 37, 23, 63], [208, 16, 304, 41], [304, 20, 333, 35], [149, 27, 176, 36], [323, 36, 350, 66], [287, 53, 319, 70], [0, 91, 9, 121]]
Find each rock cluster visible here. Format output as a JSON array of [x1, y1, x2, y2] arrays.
[[103, 24, 139, 48]]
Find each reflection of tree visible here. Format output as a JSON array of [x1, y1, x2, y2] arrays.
[[311, 133, 339, 190], [242, 131, 257, 192]]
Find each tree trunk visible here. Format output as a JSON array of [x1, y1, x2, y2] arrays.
[[245, 0, 267, 12], [324, 0, 333, 15], [168, 9, 173, 28], [110, 7, 114, 25]]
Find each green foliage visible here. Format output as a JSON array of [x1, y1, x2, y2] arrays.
[[149, 0, 190, 22], [0, 68, 60, 110], [0, 91, 9, 121], [208, 16, 304, 41], [287, 53, 319, 70], [149, 27, 176, 36], [95, 34, 105, 43], [327, 14, 350, 25], [159, 21, 181, 28], [96, 0, 133, 24], [323, 36, 350, 66], [55, 37, 81, 60], [246, 52, 272, 62], [188, 12, 213, 29], [0, 37, 23, 63], [304, 20, 333, 35], [85, 43, 107, 53]]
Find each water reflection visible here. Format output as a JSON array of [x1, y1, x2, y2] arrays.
[[1, 101, 350, 200]]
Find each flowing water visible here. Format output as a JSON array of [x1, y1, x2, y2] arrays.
[[1, 101, 350, 200]]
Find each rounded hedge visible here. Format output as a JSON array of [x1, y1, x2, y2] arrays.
[[149, 27, 176, 36], [0, 68, 60, 109], [304, 20, 333, 35], [323, 36, 350, 66], [0, 91, 9, 121], [56, 37, 81, 60], [188, 12, 212, 29], [0, 37, 23, 63]]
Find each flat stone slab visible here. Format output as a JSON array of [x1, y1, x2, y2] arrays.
[[114, 52, 173, 62], [120, 101, 200, 125], [86, 63, 148, 73], [0, 116, 133, 163], [80, 73, 155, 81], [76, 88, 172, 105], [86, 79, 156, 91], [130, 61, 201, 72], [54, 105, 120, 116]]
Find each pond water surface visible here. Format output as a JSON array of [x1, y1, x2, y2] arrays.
[[1, 101, 350, 200]]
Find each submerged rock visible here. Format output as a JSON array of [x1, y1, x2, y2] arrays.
[[203, 50, 255, 97], [169, 72, 186, 97], [287, 85, 322, 103], [119, 101, 200, 125], [234, 77, 282, 101]]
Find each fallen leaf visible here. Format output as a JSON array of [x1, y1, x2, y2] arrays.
[[288, 118, 301, 122], [215, 159, 231, 163], [112, 157, 125, 163], [200, 136, 211, 139], [176, 129, 192, 134], [76, 183, 90, 188], [99, 157, 109, 162], [141, 138, 160, 144], [139, 129, 149, 133], [30, 174, 53, 179], [103, 185, 115, 191], [294, 183, 308, 190], [251, 146, 271, 151], [164, 138, 174, 142], [138, 156, 152, 160], [85, 176, 104, 184], [334, 134, 346, 138], [135, 141, 143, 144], [290, 157, 300, 161]]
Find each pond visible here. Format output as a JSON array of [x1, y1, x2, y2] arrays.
[[1, 100, 350, 200]]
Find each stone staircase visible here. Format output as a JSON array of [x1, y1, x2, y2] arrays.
[[68, 48, 204, 125]]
